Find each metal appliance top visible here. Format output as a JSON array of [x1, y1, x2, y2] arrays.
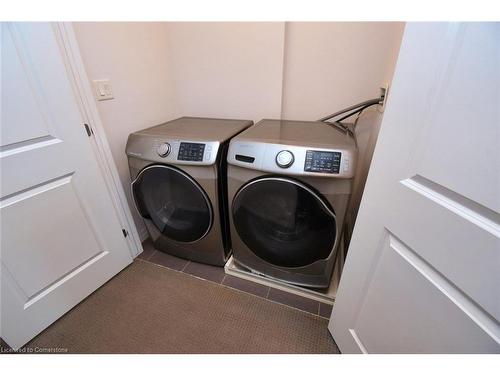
[[233, 119, 356, 149], [132, 117, 253, 143], [227, 119, 357, 178], [126, 117, 253, 166]]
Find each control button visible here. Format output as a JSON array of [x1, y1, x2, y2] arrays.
[[276, 150, 294, 168], [157, 142, 171, 157]]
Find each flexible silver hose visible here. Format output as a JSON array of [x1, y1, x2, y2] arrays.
[[318, 97, 382, 122]]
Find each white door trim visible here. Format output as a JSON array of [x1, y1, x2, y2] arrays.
[[51, 22, 142, 257]]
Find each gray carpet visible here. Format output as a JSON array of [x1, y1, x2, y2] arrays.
[[24, 260, 339, 353]]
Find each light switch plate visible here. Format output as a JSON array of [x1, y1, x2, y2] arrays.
[[92, 79, 114, 101]]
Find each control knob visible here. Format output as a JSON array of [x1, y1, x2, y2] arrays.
[[276, 150, 294, 168], [157, 142, 171, 158]]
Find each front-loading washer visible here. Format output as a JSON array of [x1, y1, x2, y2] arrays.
[[126, 117, 253, 266], [227, 119, 357, 288]]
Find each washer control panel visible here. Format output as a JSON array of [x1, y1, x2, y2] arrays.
[[178, 142, 206, 162], [157, 142, 171, 157], [304, 150, 341, 174], [126, 134, 219, 166]]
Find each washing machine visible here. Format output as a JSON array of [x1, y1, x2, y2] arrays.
[[126, 117, 253, 266], [227, 119, 357, 288]]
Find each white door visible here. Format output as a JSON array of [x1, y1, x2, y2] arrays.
[[329, 23, 500, 353], [0, 22, 133, 349]]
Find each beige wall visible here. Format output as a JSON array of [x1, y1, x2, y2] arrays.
[[281, 22, 404, 120], [164, 22, 286, 121], [73, 22, 405, 241], [73, 22, 180, 238]]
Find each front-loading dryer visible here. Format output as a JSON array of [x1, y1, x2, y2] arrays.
[[126, 117, 252, 266], [227, 119, 357, 288]]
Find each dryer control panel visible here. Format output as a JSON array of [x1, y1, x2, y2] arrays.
[[227, 141, 356, 178], [304, 150, 342, 174], [126, 134, 219, 166]]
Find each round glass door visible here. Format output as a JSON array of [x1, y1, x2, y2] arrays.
[[232, 177, 336, 267], [132, 165, 212, 243]]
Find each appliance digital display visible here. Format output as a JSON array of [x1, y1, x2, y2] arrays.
[[304, 150, 341, 173], [178, 142, 205, 162]]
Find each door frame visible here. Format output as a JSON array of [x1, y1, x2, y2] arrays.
[[51, 22, 142, 257]]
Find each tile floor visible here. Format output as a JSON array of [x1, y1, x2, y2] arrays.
[[138, 239, 333, 319]]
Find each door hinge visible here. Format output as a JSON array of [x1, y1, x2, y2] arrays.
[[84, 123, 93, 137], [122, 229, 129, 238]]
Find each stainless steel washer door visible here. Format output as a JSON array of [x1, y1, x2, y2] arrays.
[[232, 177, 337, 268], [132, 165, 213, 243]]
